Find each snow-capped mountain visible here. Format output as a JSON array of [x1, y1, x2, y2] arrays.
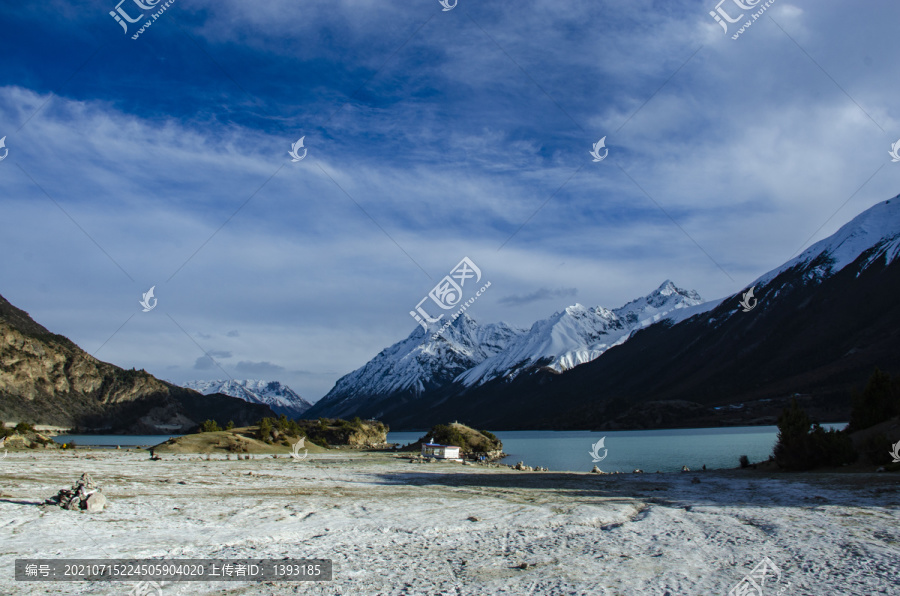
[[308, 195, 900, 430], [306, 281, 702, 419], [181, 379, 312, 418], [305, 317, 525, 419], [457, 280, 703, 386], [753, 196, 900, 288]]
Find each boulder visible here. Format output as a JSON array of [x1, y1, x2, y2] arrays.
[[85, 492, 107, 512], [591, 466, 603, 474]]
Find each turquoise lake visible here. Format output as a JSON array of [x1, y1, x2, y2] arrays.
[[387, 424, 847, 473], [53, 424, 846, 472]]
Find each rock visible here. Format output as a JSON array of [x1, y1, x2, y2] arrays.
[[591, 466, 603, 474], [45, 473, 106, 512], [467, 516, 480, 522], [691, 477, 701, 484], [84, 492, 107, 512], [876, 467, 886, 473], [633, 469, 643, 474], [515, 562, 529, 570]]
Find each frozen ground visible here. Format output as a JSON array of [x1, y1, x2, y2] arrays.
[[1, 450, 898, 595]]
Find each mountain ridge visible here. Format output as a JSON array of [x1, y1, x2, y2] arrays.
[[305, 279, 704, 420], [181, 379, 312, 418], [306, 195, 900, 430], [0, 295, 275, 432]]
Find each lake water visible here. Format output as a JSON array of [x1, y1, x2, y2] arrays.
[[387, 424, 848, 473], [54, 424, 847, 472]]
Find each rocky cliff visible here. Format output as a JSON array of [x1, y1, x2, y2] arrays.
[[0, 293, 273, 432]]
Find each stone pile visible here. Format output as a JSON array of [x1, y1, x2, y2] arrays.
[[511, 461, 548, 472], [43, 473, 107, 512]]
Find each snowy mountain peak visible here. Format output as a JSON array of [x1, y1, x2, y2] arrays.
[[757, 196, 900, 287], [311, 280, 704, 414], [318, 315, 526, 407], [182, 379, 312, 418], [457, 281, 703, 387]]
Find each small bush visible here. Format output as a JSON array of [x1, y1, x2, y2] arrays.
[[774, 400, 857, 470], [849, 368, 900, 432], [14, 422, 35, 434], [200, 420, 222, 433], [739, 455, 750, 468], [225, 421, 235, 431], [860, 433, 894, 466], [257, 418, 274, 442], [480, 430, 499, 443]]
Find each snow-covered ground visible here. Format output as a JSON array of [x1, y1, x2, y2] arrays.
[[1, 451, 898, 595]]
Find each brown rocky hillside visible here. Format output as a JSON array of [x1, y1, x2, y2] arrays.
[[0, 293, 273, 432]]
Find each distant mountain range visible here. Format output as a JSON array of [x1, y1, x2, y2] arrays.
[[181, 379, 312, 418], [305, 280, 705, 421], [306, 195, 900, 430], [0, 296, 275, 432]]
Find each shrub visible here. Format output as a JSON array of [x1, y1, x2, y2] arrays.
[[257, 418, 274, 442], [480, 430, 499, 443], [225, 421, 235, 431], [739, 455, 750, 468], [849, 368, 899, 432], [14, 422, 35, 434], [774, 400, 856, 470], [860, 433, 894, 466], [200, 420, 222, 433]]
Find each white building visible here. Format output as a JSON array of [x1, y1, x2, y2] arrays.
[[421, 439, 462, 460]]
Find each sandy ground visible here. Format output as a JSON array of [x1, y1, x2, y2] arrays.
[[1, 450, 898, 596]]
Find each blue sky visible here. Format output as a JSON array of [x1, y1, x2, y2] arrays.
[[1, 0, 899, 400]]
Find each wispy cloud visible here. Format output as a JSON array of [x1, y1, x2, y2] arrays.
[[499, 287, 578, 307], [1, 0, 898, 400]]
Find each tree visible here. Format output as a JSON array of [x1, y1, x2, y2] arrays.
[[225, 421, 235, 431], [849, 368, 898, 432], [200, 419, 222, 433], [257, 418, 274, 442], [774, 400, 856, 470]]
